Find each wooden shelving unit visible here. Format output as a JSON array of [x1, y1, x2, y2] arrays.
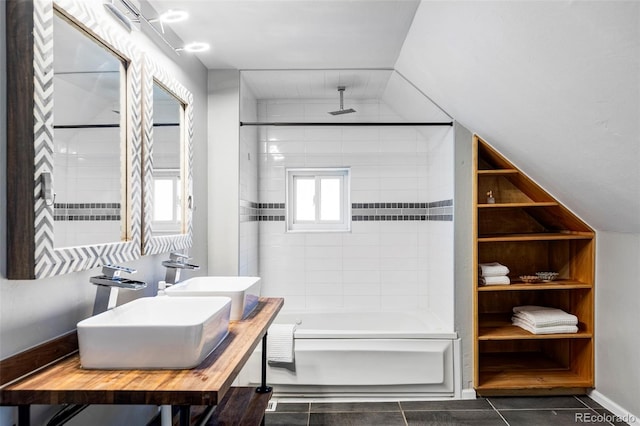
[[473, 135, 595, 396]]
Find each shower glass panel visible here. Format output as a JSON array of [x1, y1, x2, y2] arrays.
[[238, 69, 454, 329]]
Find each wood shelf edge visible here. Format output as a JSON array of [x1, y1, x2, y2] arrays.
[[477, 232, 594, 242], [477, 202, 559, 208], [476, 387, 591, 396], [477, 169, 519, 175], [478, 329, 593, 341], [478, 280, 592, 291]]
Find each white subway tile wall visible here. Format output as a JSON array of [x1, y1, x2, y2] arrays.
[[53, 127, 122, 247], [242, 98, 455, 325]]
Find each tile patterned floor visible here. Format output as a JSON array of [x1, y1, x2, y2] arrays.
[[264, 396, 631, 426]]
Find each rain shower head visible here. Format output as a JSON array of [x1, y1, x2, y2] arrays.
[[328, 86, 356, 115]]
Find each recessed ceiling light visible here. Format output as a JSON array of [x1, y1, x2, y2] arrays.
[[159, 9, 188, 23], [181, 42, 210, 53]]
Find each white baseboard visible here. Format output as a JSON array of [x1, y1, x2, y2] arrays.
[[461, 388, 477, 400], [588, 390, 639, 425]]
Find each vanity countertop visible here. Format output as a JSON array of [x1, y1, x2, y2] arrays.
[[0, 297, 284, 406]]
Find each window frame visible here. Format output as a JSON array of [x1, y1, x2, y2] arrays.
[[285, 167, 351, 233], [151, 168, 182, 233]]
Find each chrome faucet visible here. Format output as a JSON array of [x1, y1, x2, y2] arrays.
[[162, 252, 200, 285], [90, 264, 147, 315]]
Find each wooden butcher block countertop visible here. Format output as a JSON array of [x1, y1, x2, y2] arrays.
[[0, 298, 284, 407]]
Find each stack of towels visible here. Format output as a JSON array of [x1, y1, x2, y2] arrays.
[[479, 262, 510, 285], [512, 306, 578, 334]]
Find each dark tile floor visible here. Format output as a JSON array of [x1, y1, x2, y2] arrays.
[[264, 396, 631, 426]]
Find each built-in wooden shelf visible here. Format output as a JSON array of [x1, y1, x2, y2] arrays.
[[477, 202, 559, 208], [478, 232, 593, 242], [473, 134, 594, 396], [478, 314, 591, 340], [477, 353, 592, 392], [479, 326, 592, 341], [477, 169, 519, 175], [477, 279, 591, 291]]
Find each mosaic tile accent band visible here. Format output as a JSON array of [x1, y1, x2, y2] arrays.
[[352, 199, 453, 221], [54, 203, 121, 221], [240, 200, 285, 222], [240, 199, 453, 222]]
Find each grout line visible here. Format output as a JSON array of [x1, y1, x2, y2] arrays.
[[573, 394, 618, 425], [492, 407, 598, 411], [573, 397, 619, 426], [487, 399, 511, 426], [398, 401, 409, 426], [273, 399, 627, 426], [575, 395, 590, 408], [574, 395, 617, 425]]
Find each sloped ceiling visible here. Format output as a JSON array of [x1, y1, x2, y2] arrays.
[[144, 0, 420, 69], [395, 1, 640, 233]]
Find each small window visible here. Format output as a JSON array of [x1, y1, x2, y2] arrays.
[[286, 168, 351, 232], [152, 169, 182, 233]]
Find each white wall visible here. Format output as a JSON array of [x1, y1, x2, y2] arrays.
[[256, 98, 454, 326], [207, 70, 240, 275], [593, 232, 640, 420], [452, 122, 474, 393], [0, 0, 209, 423]]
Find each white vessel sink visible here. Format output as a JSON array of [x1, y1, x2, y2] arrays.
[[165, 276, 261, 320], [77, 296, 231, 369]]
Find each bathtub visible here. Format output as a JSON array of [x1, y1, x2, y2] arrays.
[[239, 311, 459, 399]]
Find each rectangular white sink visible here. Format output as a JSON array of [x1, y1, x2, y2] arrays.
[[77, 296, 231, 369], [165, 276, 261, 320]]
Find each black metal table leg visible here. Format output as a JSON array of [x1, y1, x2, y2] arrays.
[[178, 405, 191, 426], [256, 333, 272, 394], [18, 405, 30, 426]]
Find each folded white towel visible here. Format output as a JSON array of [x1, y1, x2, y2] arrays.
[[512, 317, 578, 335], [513, 305, 555, 313], [513, 311, 578, 327], [513, 306, 578, 327], [512, 306, 578, 327], [479, 262, 510, 277], [480, 276, 511, 285], [512, 313, 577, 329], [267, 324, 297, 363]]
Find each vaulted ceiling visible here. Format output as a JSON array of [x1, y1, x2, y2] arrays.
[[144, 0, 420, 69], [145, 0, 639, 233]]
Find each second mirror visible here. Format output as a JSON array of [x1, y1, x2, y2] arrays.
[[142, 55, 194, 255], [151, 82, 184, 235]]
